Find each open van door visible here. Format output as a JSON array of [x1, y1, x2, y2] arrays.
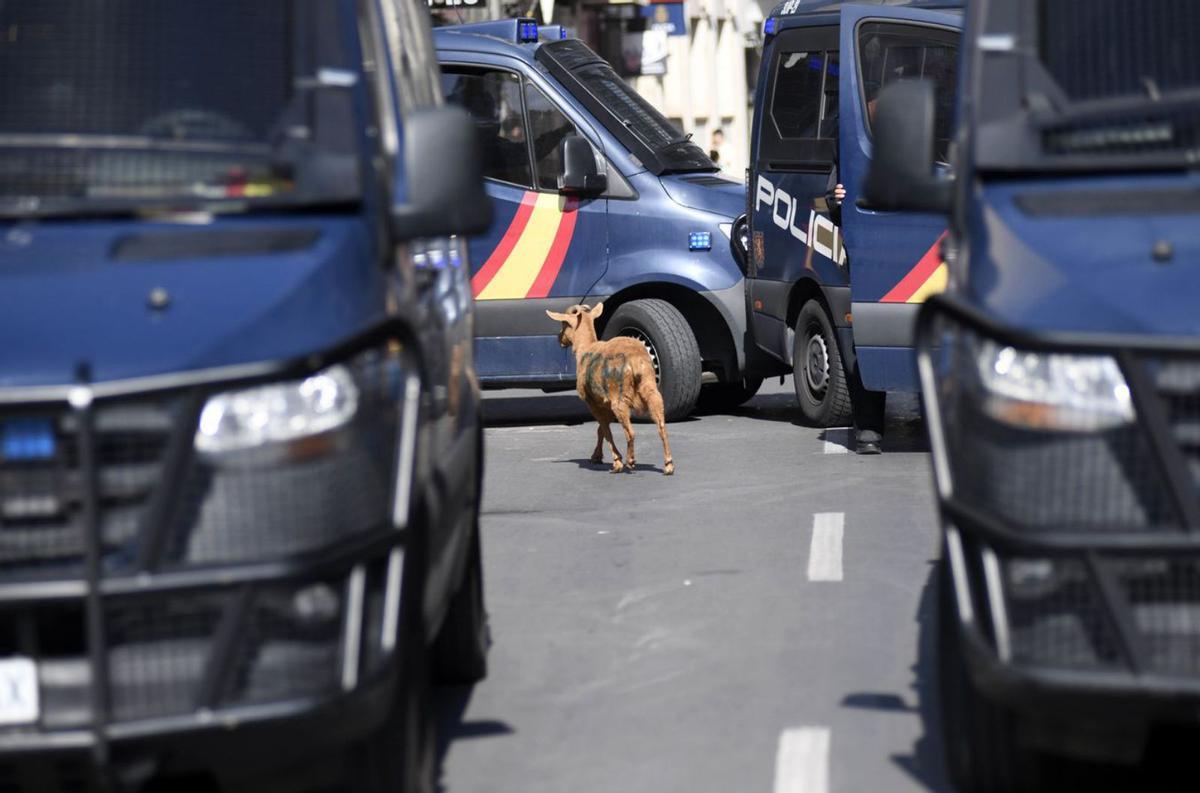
[[838, 3, 961, 391]]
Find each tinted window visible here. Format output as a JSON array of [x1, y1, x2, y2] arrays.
[[441, 69, 532, 187], [524, 84, 578, 191], [772, 51, 827, 139], [858, 22, 958, 162], [758, 26, 838, 169]]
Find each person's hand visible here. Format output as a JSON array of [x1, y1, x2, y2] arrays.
[[833, 184, 846, 204]]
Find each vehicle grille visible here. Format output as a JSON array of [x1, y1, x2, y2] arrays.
[[0, 401, 173, 577]]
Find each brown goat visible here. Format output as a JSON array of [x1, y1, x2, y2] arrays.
[[546, 303, 674, 475]]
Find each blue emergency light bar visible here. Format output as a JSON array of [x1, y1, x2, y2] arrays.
[[764, 17, 777, 36], [518, 19, 539, 42], [688, 232, 713, 251], [447, 18, 541, 44], [539, 24, 570, 41]]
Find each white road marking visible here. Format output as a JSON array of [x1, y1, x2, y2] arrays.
[[774, 727, 831, 793], [807, 513, 844, 582], [822, 428, 851, 454]]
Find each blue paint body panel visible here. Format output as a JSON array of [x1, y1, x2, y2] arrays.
[[436, 27, 751, 386], [0, 217, 383, 388], [748, 0, 963, 394], [967, 173, 1200, 337]]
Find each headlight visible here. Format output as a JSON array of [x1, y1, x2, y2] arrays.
[[973, 340, 1134, 432], [195, 364, 359, 454]]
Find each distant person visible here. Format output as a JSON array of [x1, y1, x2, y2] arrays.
[[708, 127, 724, 165]]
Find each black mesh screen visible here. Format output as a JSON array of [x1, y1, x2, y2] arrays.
[[0, 1, 291, 140], [0, 0, 361, 209], [1040, 0, 1200, 103], [1005, 557, 1123, 669]]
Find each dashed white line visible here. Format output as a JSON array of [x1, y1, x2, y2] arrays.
[[822, 428, 851, 454], [774, 727, 831, 793], [807, 513, 844, 582]]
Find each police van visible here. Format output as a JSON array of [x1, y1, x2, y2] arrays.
[[0, 0, 490, 790], [864, 0, 1200, 787], [435, 20, 762, 419], [746, 0, 962, 431]]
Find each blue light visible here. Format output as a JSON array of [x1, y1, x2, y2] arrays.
[[518, 21, 539, 42], [560, 27, 568, 39], [764, 18, 777, 36], [688, 232, 713, 251], [1, 419, 56, 462]]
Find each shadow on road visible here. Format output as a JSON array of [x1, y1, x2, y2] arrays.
[[432, 684, 515, 793], [842, 561, 951, 792]]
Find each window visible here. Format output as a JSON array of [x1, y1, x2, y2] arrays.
[[858, 22, 958, 162], [758, 26, 839, 169], [524, 83, 579, 191], [441, 68, 532, 187]]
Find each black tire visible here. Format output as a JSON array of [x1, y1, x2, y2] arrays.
[[697, 376, 764, 412], [938, 558, 1049, 793], [603, 299, 702, 421], [792, 300, 853, 427], [430, 514, 489, 684]]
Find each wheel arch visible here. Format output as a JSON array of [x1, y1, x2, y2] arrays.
[[594, 281, 740, 382]]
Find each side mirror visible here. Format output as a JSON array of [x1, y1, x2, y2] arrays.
[[391, 106, 494, 240], [558, 136, 607, 196], [861, 80, 952, 213]]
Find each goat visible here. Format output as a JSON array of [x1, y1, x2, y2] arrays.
[[546, 303, 674, 475]]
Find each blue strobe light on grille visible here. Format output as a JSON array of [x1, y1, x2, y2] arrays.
[[688, 232, 713, 251], [0, 419, 57, 462]]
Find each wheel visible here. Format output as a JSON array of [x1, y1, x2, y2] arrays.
[[603, 299, 702, 421], [697, 376, 763, 411], [430, 513, 490, 684], [792, 300, 852, 427], [938, 558, 1049, 793]]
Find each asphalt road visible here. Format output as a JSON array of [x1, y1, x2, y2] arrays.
[[433, 378, 950, 793]]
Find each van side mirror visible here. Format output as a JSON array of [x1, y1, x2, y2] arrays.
[[559, 136, 607, 196], [862, 80, 952, 213], [391, 106, 494, 240]]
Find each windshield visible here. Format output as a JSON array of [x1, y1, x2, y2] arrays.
[[976, 0, 1199, 171], [0, 0, 363, 218], [535, 40, 715, 175]]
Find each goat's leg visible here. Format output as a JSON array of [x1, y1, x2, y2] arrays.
[[641, 385, 674, 475], [613, 405, 636, 472], [590, 424, 605, 464], [600, 420, 624, 473]]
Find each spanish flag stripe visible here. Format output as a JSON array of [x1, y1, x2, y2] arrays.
[[475, 193, 564, 301], [880, 231, 948, 304], [471, 191, 538, 297], [524, 198, 579, 299]]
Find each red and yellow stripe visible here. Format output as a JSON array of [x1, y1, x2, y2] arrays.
[[472, 191, 579, 300], [879, 231, 949, 304]]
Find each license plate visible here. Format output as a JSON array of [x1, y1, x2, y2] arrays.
[[0, 658, 38, 726], [0, 419, 57, 463]]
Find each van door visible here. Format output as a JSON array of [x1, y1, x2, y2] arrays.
[[837, 5, 961, 389], [442, 64, 609, 384]]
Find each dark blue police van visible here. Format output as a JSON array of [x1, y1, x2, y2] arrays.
[[0, 1, 490, 790], [863, 0, 1200, 787], [435, 20, 760, 419], [747, 0, 961, 435]]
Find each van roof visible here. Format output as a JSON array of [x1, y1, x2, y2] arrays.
[[766, 0, 963, 19], [433, 26, 533, 61]]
